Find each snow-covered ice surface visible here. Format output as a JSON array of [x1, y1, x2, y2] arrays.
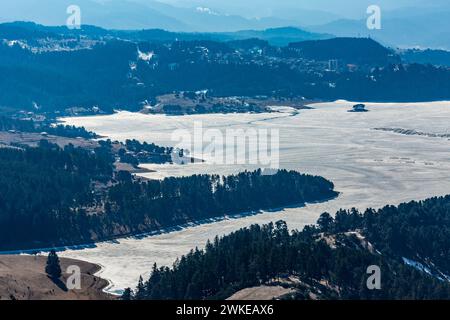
[[59, 100, 450, 295]]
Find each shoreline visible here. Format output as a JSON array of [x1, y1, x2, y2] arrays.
[[87, 261, 118, 296], [57, 99, 450, 121]]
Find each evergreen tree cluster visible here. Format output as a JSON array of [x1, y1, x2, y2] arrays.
[[128, 196, 450, 300], [0, 140, 114, 248], [318, 197, 450, 278], [119, 139, 173, 165], [0, 142, 336, 250], [1, 37, 450, 113], [105, 169, 337, 229], [0, 116, 96, 139], [124, 139, 172, 155]]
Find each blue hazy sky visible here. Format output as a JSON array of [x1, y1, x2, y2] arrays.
[[2, 1, 450, 20], [155, 0, 450, 18]]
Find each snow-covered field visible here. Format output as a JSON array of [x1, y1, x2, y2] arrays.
[[59, 100, 450, 295]]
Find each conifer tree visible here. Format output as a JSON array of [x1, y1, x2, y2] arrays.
[[45, 250, 62, 280], [135, 276, 146, 300], [121, 288, 133, 300]]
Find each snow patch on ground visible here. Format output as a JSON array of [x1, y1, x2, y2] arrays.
[[138, 50, 154, 62]]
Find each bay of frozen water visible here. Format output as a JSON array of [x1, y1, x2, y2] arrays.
[[59, 100, 450, 294]]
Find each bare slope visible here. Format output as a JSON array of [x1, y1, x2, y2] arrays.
[[0, 255, 112, 300]]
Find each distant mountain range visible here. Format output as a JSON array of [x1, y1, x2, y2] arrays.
[[0, 0, 331, 32], [308, 7, 450, 50], [2, 1, 450, 49], [289, 38, 399, 65]]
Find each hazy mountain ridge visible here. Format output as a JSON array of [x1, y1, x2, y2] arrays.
[[0, 21, 331, 46], [308, 9, 450, 49], [400, 49, 450, 67], [2, 0, 450, 49]]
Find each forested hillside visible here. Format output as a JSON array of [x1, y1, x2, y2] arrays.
[[1, 25, 450, 113], [0, 142, 336, 250], [0, 22, 330, 45], [127, 196, 450, 300], [106, 169, 337, 229], [288, 37, 398, 65]]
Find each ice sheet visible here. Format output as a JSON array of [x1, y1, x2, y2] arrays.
[[58, 100, 450, 294]]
